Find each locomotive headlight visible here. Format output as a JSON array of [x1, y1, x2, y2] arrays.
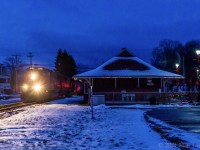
[[22, 84, 29, 90], [33, 83, 43, 92], [30, 73, 37, 81]]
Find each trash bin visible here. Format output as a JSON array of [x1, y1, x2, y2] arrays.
[[149, 96, 157, 105]]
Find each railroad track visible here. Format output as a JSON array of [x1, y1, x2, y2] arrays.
[[0, 102, 36, 112], [0, 98, 59, 119]]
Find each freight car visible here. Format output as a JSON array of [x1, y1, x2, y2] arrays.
[[21, 67, 74, 102]]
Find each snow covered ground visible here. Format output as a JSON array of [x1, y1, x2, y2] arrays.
[[0, 96, 199, 149], [0, 97, 21, 104]]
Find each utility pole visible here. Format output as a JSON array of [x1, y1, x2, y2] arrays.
[[182, 56, 185, 85], [0, 64, 3, 75], [27, 52, 33, 67], [12, 54, 20, 93]]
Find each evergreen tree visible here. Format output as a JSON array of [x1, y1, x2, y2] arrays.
[[62, 50, 70, 77], [55, 48, 77, 89], [55, 48, 64, 87], [55, 48, 63, 74], [68, 54, 77, 77]]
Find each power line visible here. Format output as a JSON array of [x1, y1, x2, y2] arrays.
[[12, 54, 20, 65], [27, 52, 33, 67], [12, 54, 20, 93]]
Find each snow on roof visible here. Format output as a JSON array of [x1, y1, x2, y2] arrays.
[[74, 50, 183, 78], [22, 64, 54, 72]]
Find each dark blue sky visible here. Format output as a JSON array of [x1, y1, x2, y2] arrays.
[[1, 0, 200, 67]]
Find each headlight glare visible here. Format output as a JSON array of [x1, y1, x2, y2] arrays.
[[33, 83, 42, 92], [22, 84, 29, 90], [30, 73, 37, 80]]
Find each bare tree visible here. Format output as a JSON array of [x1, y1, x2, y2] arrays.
[[183, 40, 200, 85], [151, 39, 183, 73], [151, 47, 166, 69], [4, 55, 23, 92]]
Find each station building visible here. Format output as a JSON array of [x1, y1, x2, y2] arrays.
[[74, 49, 183, 104]]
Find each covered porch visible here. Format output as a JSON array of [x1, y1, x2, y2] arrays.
[[78, 77, 183, 105]]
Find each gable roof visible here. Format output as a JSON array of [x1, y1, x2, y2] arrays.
[[74, 50, 183, 79], [103, 59, 149, 71], [117, 48, 135, 57]]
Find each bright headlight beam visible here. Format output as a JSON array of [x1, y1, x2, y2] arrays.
[[22, 84, 28, 90], [30, 73, 37, 80], [33, 83, 42, 91]]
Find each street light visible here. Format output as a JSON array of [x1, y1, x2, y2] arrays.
[[196, 50, 200, 56], [175, 63, 179, 73], [175, 63, 179, 69], [175, 63, 180, 86], [196, 49, 200, 79], [196, 49, 200, 63]]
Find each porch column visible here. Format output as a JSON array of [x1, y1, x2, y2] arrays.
[[163, 79, 167, 92], [138, 78, 140, 88], [115, 78, 117, 89], [91, 78, 93, 87], [84, 78, 92, 94]]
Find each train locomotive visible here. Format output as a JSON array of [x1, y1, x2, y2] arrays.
[[21, 67, 74, 102]]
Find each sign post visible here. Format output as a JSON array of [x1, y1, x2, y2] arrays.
[[88, 85, 94, 119]]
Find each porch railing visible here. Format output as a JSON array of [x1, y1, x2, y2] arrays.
[[93, 91, 198, 104]]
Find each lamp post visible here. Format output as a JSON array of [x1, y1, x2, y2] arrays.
[[196, 50, 200, 101], [196, 50, 200, 82], [175, 63, 180, 87]]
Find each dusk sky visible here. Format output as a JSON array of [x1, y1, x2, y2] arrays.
[[1, 0, 200, 68]]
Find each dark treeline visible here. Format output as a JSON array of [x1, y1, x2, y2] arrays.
[[55, 48, 77, 78], [151, 39, 200, 85], [54, 48, 77, 93]]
